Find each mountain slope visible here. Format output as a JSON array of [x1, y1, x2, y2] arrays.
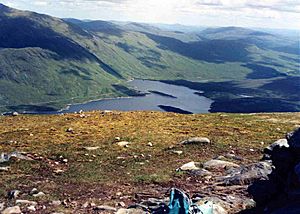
[[0, 4, 299, 112]]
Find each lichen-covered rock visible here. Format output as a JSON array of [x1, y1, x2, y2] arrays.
[[181, 137, 210, 145], [217, 161, 273, 185], [203, 159, 239, 171]]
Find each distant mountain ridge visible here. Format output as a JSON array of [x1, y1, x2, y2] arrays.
[[0, 3, 299, 113]]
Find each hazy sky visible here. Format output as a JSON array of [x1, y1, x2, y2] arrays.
[[1, 0, 299, 29]]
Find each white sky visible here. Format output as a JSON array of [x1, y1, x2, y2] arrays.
[[1, 0, 299, 29]]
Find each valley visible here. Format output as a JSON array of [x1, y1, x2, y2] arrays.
[[0, 3, 299, 114]]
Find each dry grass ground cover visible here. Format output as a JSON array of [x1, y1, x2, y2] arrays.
[[0, 111, 299, 213]]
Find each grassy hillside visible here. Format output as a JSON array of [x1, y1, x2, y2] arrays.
[[0, 4, 299, 112], [0, 111, 299, 213]]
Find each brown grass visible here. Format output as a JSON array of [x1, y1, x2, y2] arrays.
[[0, 111, 299, 212]]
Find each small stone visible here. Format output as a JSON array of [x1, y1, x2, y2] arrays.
[[181, 137, 210, 145], [0, 202, 5, 211], [116, 208, 146, 214], [66, 128, 73, 133], [173, 151, 183, 155], [84, 146, 100, 151], [115, 137, 121, 141], [118, 202, 126, 207], [95, 205, 117, 211], [0, 166, 10, 171], [27, 205, 36, 212], [250, 149, 255, 152], [179, 162, 200, 171], [1, 206, 21, 214], [82, 202, 89, 208], [33, 192, 46, 198], [50, 200, 61, 206], [62, 159, 68, 163], [54, 169, 64, 174], [147, 142, 153, 147], [16, 200, 37, 205], [12, 112, 19, 117], [116, 141, 130, 147], [30, 188, 38, 195], [116, 192, 122, 196]]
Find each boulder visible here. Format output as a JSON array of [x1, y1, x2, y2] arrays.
[[264, 139, 289, 154], [1, 206, 21, 214], [286, 128, 300, 150], [203, 160, 239, 171], [217, 161, 273, 185], [181, 137, 210, 145]]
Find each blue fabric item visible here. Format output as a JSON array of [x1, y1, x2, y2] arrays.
[[168, 188, 191, 214]]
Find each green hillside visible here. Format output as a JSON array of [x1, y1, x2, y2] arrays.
[[0, 4, 298, 112]]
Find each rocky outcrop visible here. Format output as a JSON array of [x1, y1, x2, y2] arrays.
[[248, 127, 300, 213]]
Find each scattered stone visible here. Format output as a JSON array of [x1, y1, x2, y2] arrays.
[[95, 205, 117, 211], [0, 203, 4, 211], [50, 200, 61, 206], [188, 168, 212, 177], [16, 200, 37, 206], [12, 112, 19, 117], [147, 142, 153, 147], [203, 159, 239, 171], [0, 166, 10, 171], [172, 151, 183, 155], [115, 137, 121, 141], [82, 202, 89, 208], [7, 190, 20, 199], [30, 188, 38, 195], [1, 206, 21, 214], [66, 128, 73, 133], [27, 205, 36, 212], [116, 208, 146, 214], [32, 192, 46, 198], [62, 159, 68, 163], [181, 137, 210, 145], [178, 161, 200, 171], [116, 141, 130, 147], [118, 202, 126, 207]]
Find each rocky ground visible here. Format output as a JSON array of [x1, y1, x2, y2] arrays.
[[0, 111, 300, 213]]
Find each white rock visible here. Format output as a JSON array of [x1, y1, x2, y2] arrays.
[[16, 200, 37, 205], [30, 188, 38, 195], [203, 160, 239, 170], [96, 205, 117, 211], [147, 142, 153, 147], [1, 206, 21, 214], [50, 200, 61, 206], [33, 192, 46, 198], [27, 205, 36, 212], [0, 167, 10, 171], [173, 151, 183, 155], [0, 202, 4, 211], [84, 146, 100, 151], [179, 162, 200, 171], [116, 141, 130, 147], [181, 137, 210, 145]]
